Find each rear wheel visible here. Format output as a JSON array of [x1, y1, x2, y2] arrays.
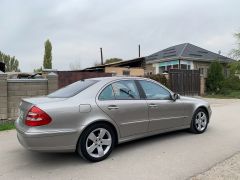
[[190, 108, 208, 134], [77, 123, 115, 162]]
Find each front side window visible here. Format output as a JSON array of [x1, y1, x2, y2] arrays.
[[112, 80, 140, 100], [139, 80, 171, 100]]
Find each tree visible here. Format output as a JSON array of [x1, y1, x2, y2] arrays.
[[230, 32, 240, 60], [34, 67, 43, 73], [206, 61, 224, 93], [43, 39, 52, 69], [105, 58, 122, 64], [229, 32, 240, 75], [0, 51, 20, 72], [228, 61, 240, 75]]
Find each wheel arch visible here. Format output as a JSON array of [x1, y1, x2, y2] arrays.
[[195, 106, 209, 121], [77, 119, 119, 148]]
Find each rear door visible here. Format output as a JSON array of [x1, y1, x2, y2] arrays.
[[137, 80, 186, 132], [96, 80, 149, 138]]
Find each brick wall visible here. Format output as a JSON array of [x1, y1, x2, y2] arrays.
[[0, 72, 58, 120]]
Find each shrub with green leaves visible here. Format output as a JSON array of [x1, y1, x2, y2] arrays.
[[206, 61, 224, 93]]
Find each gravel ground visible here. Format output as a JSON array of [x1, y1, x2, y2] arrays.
[[191, 152, 240, 180]]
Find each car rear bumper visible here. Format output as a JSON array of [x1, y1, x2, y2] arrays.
[[15, 119, 83, 152]]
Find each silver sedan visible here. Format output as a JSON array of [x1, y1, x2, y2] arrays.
[[15, 76, 211, 162]]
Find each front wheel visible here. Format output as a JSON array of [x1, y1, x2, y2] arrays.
[[190, 108, 208, 134], [77, 123, 115, 162]]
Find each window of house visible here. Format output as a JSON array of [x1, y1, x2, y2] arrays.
[[123, 70, 130, 76], [159, 67, 165, 73], [167, 65, 172, 71], [181, 64, 187, 69], [199, 68, 204, 75], [172, 64, 179, 69]]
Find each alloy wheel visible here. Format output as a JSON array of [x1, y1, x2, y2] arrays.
[[85, 128, 112, 158], [195, 111, 207, 131]]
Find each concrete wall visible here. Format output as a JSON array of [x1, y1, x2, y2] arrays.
[[0, 72, 58, 120], [105, 67, 144, 76], [0, 71, 7, 120]]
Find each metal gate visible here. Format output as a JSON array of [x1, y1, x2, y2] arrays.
[[169, 69, 200, 96]]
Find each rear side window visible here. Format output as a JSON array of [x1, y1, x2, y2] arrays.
[[112, 80, 140, 100], [99, 85, 115, 100], [48, 80, 98, 98]]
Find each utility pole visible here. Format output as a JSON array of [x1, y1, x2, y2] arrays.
[[100, 48, 103, 65], [138, 44, 141, 57]]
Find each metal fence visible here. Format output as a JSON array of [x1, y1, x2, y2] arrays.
[[169, 69, 200, 96]]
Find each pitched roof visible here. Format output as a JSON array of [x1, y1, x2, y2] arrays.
[[145, 43, 234, 63], [82, 57, 145, 71]]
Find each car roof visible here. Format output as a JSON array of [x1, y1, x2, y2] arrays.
[[87, 76, 148, 82]]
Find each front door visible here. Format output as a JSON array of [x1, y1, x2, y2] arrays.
[[96, 80, 149, 137], [138, 80, 186, 132]]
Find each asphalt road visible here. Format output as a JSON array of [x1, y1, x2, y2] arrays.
[[0, 98, 240, 180]]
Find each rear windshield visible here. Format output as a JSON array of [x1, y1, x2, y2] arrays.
[[48, 80, 99, 98]]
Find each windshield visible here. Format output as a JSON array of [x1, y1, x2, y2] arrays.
[[48, 80, 99, 98]]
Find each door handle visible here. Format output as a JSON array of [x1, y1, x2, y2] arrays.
[[148, 104, 158, 108], [107, 105, 119, 110]]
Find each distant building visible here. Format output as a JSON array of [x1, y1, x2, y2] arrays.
[[82, 57, 145, 76], [145, 43, 234, 77]]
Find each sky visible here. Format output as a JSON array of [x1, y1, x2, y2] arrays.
[[0, 0, 239, 72]]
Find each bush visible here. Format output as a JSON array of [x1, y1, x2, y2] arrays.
[[206, 61, 224, 93], [145, 74, 169, 88], [223, 76, 240, 91]]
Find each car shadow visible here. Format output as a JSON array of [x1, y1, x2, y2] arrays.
[[21, 129, 195, 168], [113, 129, 190, 154]]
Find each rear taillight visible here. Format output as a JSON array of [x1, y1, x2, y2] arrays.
[[25, 106, 52, 126]]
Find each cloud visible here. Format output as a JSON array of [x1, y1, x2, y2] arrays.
[[0, 0, 239, 72]]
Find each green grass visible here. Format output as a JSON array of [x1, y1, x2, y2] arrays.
[[0, 122, 15, 131], [204, 90, 240, 99]]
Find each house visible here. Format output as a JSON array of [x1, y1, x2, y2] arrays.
[[82, 57, 145, 76], [145, 43, 234, 77]]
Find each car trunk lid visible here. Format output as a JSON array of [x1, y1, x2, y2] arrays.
[[18, 97, 66, 124]]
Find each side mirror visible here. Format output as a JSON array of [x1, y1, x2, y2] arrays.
[[172, 93, 180, 101]]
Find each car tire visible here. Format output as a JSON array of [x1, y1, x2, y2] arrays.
[[77, 123, 116, 162], [190, 108, 208, 134]]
